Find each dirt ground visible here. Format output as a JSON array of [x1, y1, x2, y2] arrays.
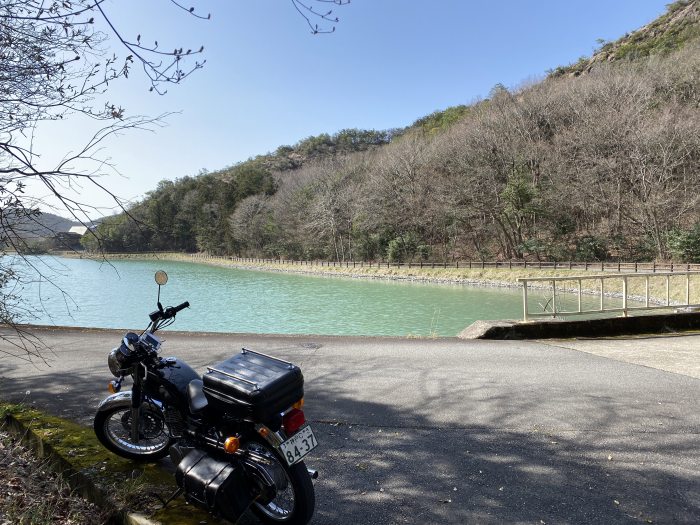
[[0, 424, 105, 525]]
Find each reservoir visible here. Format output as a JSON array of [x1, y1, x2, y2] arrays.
[[10, 256, 554, 337]]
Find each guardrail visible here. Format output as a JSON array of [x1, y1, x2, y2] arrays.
[[517, 272, 700, 321], [190, 255, 700, 273]]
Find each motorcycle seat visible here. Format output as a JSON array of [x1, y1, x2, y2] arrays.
[[187, 379, 209, 413]]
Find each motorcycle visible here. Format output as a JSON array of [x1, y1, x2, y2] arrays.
[[93, 270, 318, 524]]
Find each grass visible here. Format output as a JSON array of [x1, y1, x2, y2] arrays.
[[1, 409, 103, 524], [0, 401, 226, 524]]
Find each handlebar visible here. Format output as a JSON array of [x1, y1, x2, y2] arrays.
[[149, 300, 190, 324], [163, 301, 189, 318], [172, 301, 190, 314]]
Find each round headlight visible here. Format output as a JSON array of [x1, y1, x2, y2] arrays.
[[108, 344, 132, 377], [108, 348, 122, 377]]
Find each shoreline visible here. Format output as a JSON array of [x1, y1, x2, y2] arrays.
[[1, 323, 456, 341], [63, 251, 607, 289], [60, 251, 689, 306]]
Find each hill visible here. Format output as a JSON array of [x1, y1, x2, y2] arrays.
[[86, 0, 700, 263], [4, 211, 79, 240], [552, 0, 700, 77]]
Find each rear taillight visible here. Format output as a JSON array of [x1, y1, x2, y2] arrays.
[[282, 408, 306, 435]]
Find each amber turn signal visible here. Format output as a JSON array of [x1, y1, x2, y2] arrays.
[[258, 426, 270, 438], [107, 381, 119, 394], [223, 436, 240, 454], [292, 398, 305, 410]]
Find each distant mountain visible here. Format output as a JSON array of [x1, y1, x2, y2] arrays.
[[5, 211, 81, 240]]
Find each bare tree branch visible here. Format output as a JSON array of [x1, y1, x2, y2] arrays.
[[291, 0, 350, 34]]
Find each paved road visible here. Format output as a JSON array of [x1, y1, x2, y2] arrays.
[[1, 327, 699, 524]]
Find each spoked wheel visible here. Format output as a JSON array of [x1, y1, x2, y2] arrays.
[[245, 441, 315, 525], [94, 404, 172, 461]]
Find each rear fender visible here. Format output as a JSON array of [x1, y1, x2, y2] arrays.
[[254, 424, 286, 449]]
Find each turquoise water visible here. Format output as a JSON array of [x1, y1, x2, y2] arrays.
[[7, 256, 555, 336]]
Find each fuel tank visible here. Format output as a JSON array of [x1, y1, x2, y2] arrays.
[[147, 358, 201, 405]]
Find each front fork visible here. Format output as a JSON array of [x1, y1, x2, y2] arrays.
[[130, 364, 145, 443]]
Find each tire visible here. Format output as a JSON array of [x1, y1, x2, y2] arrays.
[[245, 440, 315, 525], [93, 404, 172, 461]]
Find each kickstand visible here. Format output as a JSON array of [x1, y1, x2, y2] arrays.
[[151, 487, 183, 509]]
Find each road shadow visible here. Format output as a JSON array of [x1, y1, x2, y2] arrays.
[[1, 348, 698, 524], [304, 358, 700, 524]]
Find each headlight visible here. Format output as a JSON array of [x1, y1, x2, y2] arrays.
[[107, 348, 121, 377], [108, 346, 130, 377]]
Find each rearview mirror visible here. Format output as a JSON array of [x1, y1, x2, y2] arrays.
[[155, 270, 168, 286]]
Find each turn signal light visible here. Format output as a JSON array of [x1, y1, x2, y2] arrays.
[[107, 381, 120, 394], [292, 398, 305, 410], [283, 408, 306, 436], [223, 436, 240, 454]]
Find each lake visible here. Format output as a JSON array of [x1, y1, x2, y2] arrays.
[[7, 255, 557, 337]]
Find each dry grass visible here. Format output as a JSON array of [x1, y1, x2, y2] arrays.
[[0, 425, 105, 525]]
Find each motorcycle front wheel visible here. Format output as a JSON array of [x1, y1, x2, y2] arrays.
[[245, 440, 315, 525], [94, 404, 172, 461]]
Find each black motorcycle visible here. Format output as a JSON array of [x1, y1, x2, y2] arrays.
[[93, 270, 317, 524]]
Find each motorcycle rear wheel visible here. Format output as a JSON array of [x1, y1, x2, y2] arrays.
[[94, 404, 172, 461], [245, 440, 315, 525]]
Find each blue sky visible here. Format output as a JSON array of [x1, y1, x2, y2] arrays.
[[31, 0, 671, 216]]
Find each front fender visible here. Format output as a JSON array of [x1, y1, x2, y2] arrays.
[[96, 391, 132, 413]]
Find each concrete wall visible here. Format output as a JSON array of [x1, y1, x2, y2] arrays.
[[459, 312, 700, 340]]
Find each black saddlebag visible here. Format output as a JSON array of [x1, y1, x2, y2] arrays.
[[175, 449, 252, 522], [202, 348, 304, 422]]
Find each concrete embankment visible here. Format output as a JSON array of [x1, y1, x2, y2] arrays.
[[460, 311, 700, 339]]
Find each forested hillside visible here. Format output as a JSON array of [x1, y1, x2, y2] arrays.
[[84, 0, 700, 263]]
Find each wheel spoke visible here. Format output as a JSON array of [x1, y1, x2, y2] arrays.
[[103, 407, 170, 455], [246, 442, 297, 520]]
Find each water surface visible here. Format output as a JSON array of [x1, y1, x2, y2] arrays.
[[7, 256, 571, 336]]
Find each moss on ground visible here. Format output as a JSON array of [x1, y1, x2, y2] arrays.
[[0, 401, 225, 524]]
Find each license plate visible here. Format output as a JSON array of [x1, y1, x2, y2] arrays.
[[279, 425, 318, 466]]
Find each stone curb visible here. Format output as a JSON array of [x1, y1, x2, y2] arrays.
[[459, 311, 700, 339], [2, 412, 160, 525]]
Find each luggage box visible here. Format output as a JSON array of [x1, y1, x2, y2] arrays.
[[202, 348, 304, 421], [175, 448, 252, 522]]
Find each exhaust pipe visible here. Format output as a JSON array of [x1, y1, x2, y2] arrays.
[[307, 468, 319, 479]]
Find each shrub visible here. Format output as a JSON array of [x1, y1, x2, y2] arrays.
[[667, 224, 700, 262], [574, 235, 609, 261]]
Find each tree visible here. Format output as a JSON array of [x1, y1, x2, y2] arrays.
[[290, 0, 350, 34], [229, 195, 274, 255], [0, 0, 351, 359], [0, 1, 206, 358], [668, 223, 700, 262]]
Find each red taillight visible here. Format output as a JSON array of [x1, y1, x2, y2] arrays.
[[282, 408, 306, 435]]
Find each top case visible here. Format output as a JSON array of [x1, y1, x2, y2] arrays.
[[202, 348, 304, 421]]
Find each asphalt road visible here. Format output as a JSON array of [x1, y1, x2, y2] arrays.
[[1, 327, 699, 524]]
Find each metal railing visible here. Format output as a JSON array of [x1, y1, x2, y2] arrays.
[[518, 272, 700, 321], [190, 254, 700, 273]]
